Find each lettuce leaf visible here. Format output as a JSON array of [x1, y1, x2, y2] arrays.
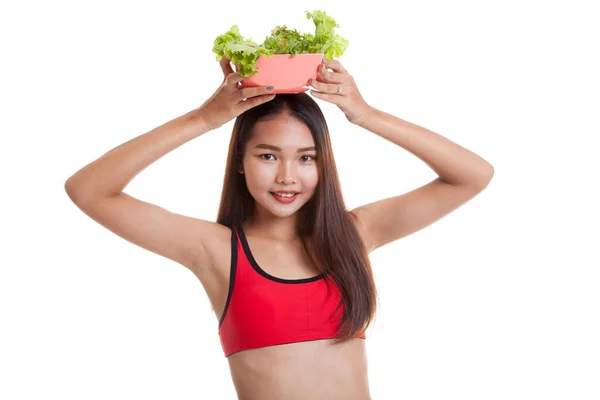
[[262, 25, 312, 56], [304, 10, 349, 59], [212, 25, 275, 77], [212, 10, 349, 77]]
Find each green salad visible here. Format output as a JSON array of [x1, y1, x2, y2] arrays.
[[212, 10, 349, 77]]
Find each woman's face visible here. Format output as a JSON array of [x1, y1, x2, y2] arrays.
[[239, 113, 319, 218]]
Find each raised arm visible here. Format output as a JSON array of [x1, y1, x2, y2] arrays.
[[65, 58, 278, 270], [64, 108, 216, 270]]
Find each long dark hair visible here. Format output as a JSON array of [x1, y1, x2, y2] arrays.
[[216, 93, 378, 343]]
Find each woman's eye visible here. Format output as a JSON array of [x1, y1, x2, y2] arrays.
[[259, 154, 316, 162]]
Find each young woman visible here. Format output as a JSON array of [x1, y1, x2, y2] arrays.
[[65, 55, 494, 400]]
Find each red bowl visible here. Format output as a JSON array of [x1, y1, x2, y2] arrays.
[[234, 53, 324, 94]]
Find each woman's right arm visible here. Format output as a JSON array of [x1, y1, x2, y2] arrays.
[[64, 64, 275, 272], [64, 108, 217, 271]]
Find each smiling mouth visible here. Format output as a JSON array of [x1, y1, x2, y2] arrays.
[[270, 192, 299, 202], [270, 192, 299, 196]]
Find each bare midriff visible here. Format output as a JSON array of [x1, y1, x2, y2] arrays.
[[226, 337, 372, 400]]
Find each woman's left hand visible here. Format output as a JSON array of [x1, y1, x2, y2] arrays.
[[309, 59, 374, 127]]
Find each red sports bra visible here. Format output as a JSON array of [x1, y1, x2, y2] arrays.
[[217, 224, 366, 358]]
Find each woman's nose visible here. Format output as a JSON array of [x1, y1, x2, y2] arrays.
[[276, 163, 297, 184]]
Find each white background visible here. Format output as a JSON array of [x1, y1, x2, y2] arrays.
[[2, 0, 599, 399]]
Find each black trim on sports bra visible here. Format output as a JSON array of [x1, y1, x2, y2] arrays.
[[236, 223, 326, 284], [218, 224, 238, 329]]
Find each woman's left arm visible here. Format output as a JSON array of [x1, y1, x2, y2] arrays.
[[310, 58, 494, 252], [355, 107, 494, 186], [310, 58, 494, 186]]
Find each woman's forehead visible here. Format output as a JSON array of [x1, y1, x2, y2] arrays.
[[250, 118, 314, 147]]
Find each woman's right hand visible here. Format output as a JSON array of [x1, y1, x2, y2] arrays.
[[197, 55, 276, 130]]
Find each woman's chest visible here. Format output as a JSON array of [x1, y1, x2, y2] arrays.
[[198, 232, 321, 324]]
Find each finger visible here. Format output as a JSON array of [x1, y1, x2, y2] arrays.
[[220, 55, 234, 76], [322, 59, 347, 73], [310, 79, 342, 95], [237, 85, 276, 102], [237, 93, 277, 111], [225, 71, 247, 86], [318, 64, 348, 84], [309, 90, 338, 102]]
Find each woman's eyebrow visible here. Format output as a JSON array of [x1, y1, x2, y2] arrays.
[[254, 144, 316, 153]]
